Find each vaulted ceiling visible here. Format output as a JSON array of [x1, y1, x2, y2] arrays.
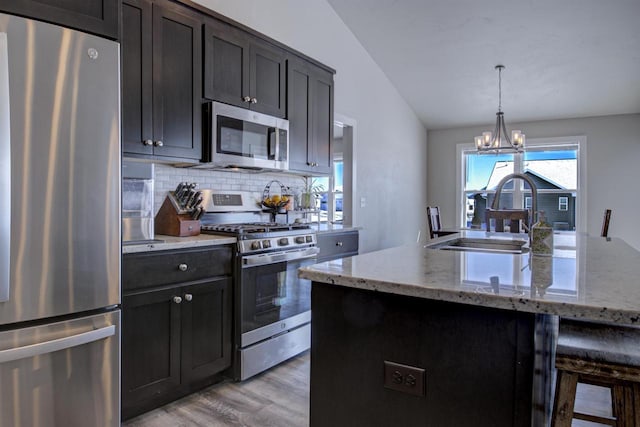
[[327, 0, 640, 129]]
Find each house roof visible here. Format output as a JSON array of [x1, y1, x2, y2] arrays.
[[486, 159, 577, 190]]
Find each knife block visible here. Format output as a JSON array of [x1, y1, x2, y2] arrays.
[[154, 194, 200, 237]]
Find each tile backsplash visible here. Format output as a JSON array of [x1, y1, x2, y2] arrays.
[[154, 164, 305, 214]]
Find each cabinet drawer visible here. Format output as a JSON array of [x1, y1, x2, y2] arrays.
[[317, 231, 359, 262], [123, 246, 233, 291]]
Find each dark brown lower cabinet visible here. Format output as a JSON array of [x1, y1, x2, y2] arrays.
[[310, 282, 538, 427], [122, 287, 181, 416], [122, 276, 232, 420], [181, 279, 232, 385]]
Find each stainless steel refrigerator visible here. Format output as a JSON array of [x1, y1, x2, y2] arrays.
[[0, 13, 120, 426]]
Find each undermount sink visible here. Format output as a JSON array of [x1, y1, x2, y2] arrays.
[[427, 237, 529, 254]]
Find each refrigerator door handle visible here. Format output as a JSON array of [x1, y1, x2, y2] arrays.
[[0, 325, 115, 363], [0, 32, 11, 303]]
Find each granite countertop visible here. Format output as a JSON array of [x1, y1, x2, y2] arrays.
[[122, 224, 359, 254], [122, 234, 237, 254], [299, 230, 640, 324], [309, 223, 361, 234]]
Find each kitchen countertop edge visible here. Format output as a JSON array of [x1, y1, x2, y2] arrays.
[[122, 234, 237, 254], [311, 224, 362, 234], [300, 232, 640, 325]]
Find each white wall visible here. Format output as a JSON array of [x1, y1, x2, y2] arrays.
[[427, 114, 640, 250], [191, 0, 428, 253]]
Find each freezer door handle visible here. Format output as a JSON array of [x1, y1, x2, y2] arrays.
[[0, 325, 115, 363], [0, 32, 11, 303]]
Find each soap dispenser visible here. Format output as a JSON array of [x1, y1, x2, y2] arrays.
[[531, 210, 553, 255]]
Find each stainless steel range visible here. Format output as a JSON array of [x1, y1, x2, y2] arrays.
[[199, 191, 318, 380]]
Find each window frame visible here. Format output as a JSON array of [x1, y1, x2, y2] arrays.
[[524, 196, 532, 210], [558, 196, 569, 211], [456, 136, 587, 232]]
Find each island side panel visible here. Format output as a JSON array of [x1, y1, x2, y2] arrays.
[[310, 282, 536, 427]]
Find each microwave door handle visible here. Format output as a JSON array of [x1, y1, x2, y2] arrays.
[[275, 127, 280, 161], [268, 127, 278, 160], [0, 33, 10, 303]]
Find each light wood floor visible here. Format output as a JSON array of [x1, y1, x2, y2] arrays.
[[123, 351, 612, 427], [123, 352, 310, 427]]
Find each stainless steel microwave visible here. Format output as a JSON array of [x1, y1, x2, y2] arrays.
[[201, 101, 289, 172]]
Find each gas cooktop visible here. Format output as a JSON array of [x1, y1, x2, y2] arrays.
[[201, 222, 311, 235]]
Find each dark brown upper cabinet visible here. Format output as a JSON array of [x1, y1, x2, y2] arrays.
[[121, 0, 202, 162], [0, 0, 119, 39], [204, 19, 286, 118], [287, 54, 334, 175]]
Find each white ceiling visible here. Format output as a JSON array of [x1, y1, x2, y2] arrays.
[[326, 0, 640, 130]]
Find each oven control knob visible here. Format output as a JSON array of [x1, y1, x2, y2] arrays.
[[295, 236, 306, 244], [262, 240, 271, 248], [306, 235, 313, 243], [278, 238, 289, 246], [251, 241, 262, 250]]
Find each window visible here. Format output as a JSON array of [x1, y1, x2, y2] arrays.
[[558, 196, 568, 211], [311, 160, 343, 223], [459, 139, 581, 232]]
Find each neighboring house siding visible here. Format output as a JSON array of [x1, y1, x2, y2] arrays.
[[469, 171, 576, 230]]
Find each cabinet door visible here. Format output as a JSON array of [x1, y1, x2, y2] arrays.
[[287, 56, 313, 173], [0, 0, 119, 39], [250, 40, 286, 118], [203, 21, 249, 108], [287, 56, 334, 174], [310, 66, 334, 174], [152, 1, 202, 160], [122, 287, 182, 419], [181, 278, 233, 384], [121, 0, 153, 156]]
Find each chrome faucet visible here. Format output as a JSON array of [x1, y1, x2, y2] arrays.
[[491, 172, 538, 237]]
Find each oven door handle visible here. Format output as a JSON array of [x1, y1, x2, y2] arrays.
[[242, 247, 320, 267]]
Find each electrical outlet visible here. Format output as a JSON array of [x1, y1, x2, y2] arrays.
[[383, 361, 426, 396], [360, 197, 366, 208]]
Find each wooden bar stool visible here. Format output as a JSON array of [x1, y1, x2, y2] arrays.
[[552, 320, 640, 426], [426, 206, 457, 239]]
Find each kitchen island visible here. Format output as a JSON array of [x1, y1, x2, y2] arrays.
[[299, 231, 640, 427]]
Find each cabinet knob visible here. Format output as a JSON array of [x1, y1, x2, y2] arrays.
[[336, 241, 343, 247], [154, 140, 163, 147], [184, 293, 193, 302], [178, 263, 188, 271], [173, 296, 182, 304], [143, 139, 153, 146], [251, 97, 258, 104], [243, 96, 251, 102]]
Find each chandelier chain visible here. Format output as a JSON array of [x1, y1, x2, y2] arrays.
[[498, 66, 502, 113]]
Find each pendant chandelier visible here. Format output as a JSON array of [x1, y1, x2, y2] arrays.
[[475, 65, 525, 153]]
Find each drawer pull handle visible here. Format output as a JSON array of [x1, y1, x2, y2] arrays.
[[173, 296, 182, 304], [184, 293, 193, 302], [336, 241, 343, 247], [178, 263, 188, 271]]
